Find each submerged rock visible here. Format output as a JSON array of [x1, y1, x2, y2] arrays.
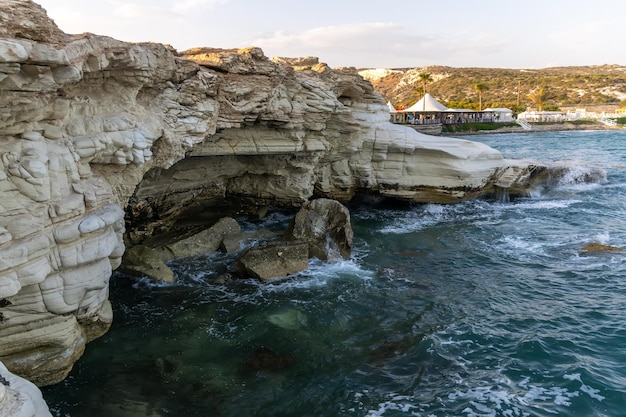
[[239, 347, 297, 375], [267, 309, 309, 330]]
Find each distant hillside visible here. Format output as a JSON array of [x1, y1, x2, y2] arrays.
[[359, 65, 626, 113]]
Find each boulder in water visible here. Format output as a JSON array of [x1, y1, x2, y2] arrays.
[[220, 228, 281, 254], [235, 241, 309, 282], [119, 245, 175, 282], [158, 217, 241, 260], [580, 242, 625, 253], [285, 198, 353, 261]]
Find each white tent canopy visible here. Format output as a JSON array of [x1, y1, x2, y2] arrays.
[[404, 93, 448, 112], [387, 101, 398, 113]]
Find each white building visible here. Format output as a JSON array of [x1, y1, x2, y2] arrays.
[[483, 108, 514, 122], [517, 111, 566, 122]]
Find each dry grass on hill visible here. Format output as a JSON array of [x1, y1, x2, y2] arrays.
[[359, 65, 626, 112]]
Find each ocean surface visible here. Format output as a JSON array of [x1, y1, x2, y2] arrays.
[[44, 129, 626, 417]]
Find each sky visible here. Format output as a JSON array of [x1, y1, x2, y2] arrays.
[[36, 0, 626, 70]]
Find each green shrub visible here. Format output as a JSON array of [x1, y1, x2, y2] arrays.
[[441, 122, 518, 133], [566, 119, 598, 125]]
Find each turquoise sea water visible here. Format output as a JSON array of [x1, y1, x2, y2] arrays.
[[44, 130, 626, 417]]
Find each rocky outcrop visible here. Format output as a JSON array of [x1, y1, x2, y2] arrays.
[[119, 217, 241, 282], [233, 199, 354, 280], [156, 217, 241, 261], [118, 245, 175, 282], [235, 240, 310, 282], [0, 0, 571, 388], [580, 243, 624, 253]]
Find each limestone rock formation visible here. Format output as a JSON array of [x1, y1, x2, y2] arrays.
[[0, 361, 52, 417], [157, 217, 241, 261], [235, 240, 310, 282], [118, 245, 175, 282], [0, 0, 581, 389], [118, 217, 241, 282]]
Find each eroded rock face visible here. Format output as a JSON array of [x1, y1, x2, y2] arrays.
[[0, 0, 558, 387]]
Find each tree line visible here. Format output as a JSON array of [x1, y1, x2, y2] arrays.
[[413, 72, 560, 113], [368, 65, 626, 115]]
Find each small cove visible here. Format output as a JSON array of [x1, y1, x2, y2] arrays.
[[44, 130, 626, 417]]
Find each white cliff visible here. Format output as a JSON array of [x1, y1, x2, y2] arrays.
[[0, 0, 548, 396], [0, 362, 51, 417]]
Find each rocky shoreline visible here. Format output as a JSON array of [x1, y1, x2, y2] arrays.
[[0, 1, 611, 415]]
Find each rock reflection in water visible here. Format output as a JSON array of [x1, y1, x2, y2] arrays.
[[77, 358, 225, 417]]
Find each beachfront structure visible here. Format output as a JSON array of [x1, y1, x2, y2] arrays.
[[483, 107, 514, 122], [390, 94, 501, 125], [405, 93, 448, 112], [518, 108, 622, 123], [391, 94, 622, 127], [517, 111, 566, 122], [564, 108, 623, 121]]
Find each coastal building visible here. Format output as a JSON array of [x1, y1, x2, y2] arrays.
[[518, 107, 622, 123], [389, 94, 502, 125], [483, 107, 514, 122], [517, 111, 566, 122]]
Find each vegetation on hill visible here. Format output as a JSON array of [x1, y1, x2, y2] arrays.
[[360, 65, 626, 114]]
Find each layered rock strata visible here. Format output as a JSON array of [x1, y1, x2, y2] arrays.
[[1, 0, 556, 390]]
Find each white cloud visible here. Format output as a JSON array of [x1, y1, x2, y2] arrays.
[[549, 19, 617, 52], [253, 22, 403, 52], [33, 0, 626, 68], [112, 0, 229, 19], [113, 3, 181, 18], [251, 22, 513, 68], [172, 0, 230, 13]]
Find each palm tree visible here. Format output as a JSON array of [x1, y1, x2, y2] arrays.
[[527, 86, 555, 111], [473, 83, 489, 111], [412, 86, 424, 102], [418, 72, 433, 111]]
